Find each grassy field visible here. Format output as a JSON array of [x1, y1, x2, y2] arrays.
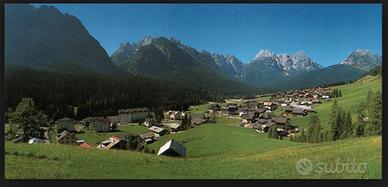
[[189, 103, 209, 114], [4, 75, 382, 179], [286, 75, 382, 130], [5, 123, 381, 179]]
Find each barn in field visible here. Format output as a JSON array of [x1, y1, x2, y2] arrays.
[[157, 139, 186, 157]]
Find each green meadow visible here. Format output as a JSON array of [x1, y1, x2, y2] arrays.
[[5, 128, 381, 179], [4, 75, 382, 179]]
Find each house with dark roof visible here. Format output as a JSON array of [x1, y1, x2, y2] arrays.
[[191, 117, 205, 126], [149, 126, 167, 135], [157, 139, 186, 157], [241, 112, 256, 124], [139, 132, 159, 144], [292, 108, 307, 116], [271, 117, 289, 129], [225, 103, 239, 116], [253, 121, 275, 132]]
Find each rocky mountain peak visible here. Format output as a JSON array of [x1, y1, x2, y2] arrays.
[[254, 49, 276, 60], [341, 49, 381, 71]]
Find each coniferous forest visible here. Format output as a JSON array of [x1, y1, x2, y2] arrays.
[[5, 69, 259, 121]]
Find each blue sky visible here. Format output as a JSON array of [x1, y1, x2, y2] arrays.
[[33, 4, 381, 66]]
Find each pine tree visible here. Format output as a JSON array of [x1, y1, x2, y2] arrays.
[[180, 113, 191, 130], [268, 125, 278, 139], [353, 102, 366, 137], [365, 91, 382, 136], [340, 111, 352, 138], [329, 99, 340, 140], [9, 98, 48, 141], [306, 115, 321, 143]]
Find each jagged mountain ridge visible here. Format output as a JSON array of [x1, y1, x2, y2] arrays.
[[111, 36, 257, 92], [236, 49, 323, 88], [248, 49, 323, 77], [111, 36, 244, 79], [341, 49, 382, 71]]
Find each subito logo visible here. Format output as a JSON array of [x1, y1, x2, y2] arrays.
[[296, 158, 313, 175]]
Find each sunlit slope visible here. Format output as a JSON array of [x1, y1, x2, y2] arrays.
[[289, 75, 382, 129]]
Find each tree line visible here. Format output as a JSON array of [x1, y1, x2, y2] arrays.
[[328, 88, 342, 98], [5, 69, 254, 122]]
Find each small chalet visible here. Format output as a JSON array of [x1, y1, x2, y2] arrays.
[[139, 132, 159, 144], [292, 108, 307, 116], [271, 117, 289, 129], [97, 134, 129, 150], [57, 130, 77, 145], [149, 126, 167, 136], [191, 117, 205, 126], [157, 139, 186, 157], [225, 103, 239, 115], [253, 121, 275, 132], [241, 112, 256, 123], [162, 120, 182, 132]]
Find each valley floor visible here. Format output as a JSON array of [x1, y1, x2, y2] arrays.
[[4, 75, 382, 179], [5, 117, 382, 179]]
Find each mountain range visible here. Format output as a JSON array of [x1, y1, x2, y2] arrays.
[[111, 36, 380, 89], [5, 4, 383, 93]]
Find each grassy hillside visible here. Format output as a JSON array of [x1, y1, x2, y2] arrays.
[[5, 116, 381, 179], [5, 136, 381, 179], [286, 75, 382, 129], [4, 75, 382, 179]]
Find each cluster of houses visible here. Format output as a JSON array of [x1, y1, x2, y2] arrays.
[[273, 86, 331, 106], [11, 107, 201, 157], [10, 86, 334, 157], [206, 86, 333, 137]]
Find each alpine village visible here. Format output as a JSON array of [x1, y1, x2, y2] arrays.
[[4, 4, 382, 179]]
